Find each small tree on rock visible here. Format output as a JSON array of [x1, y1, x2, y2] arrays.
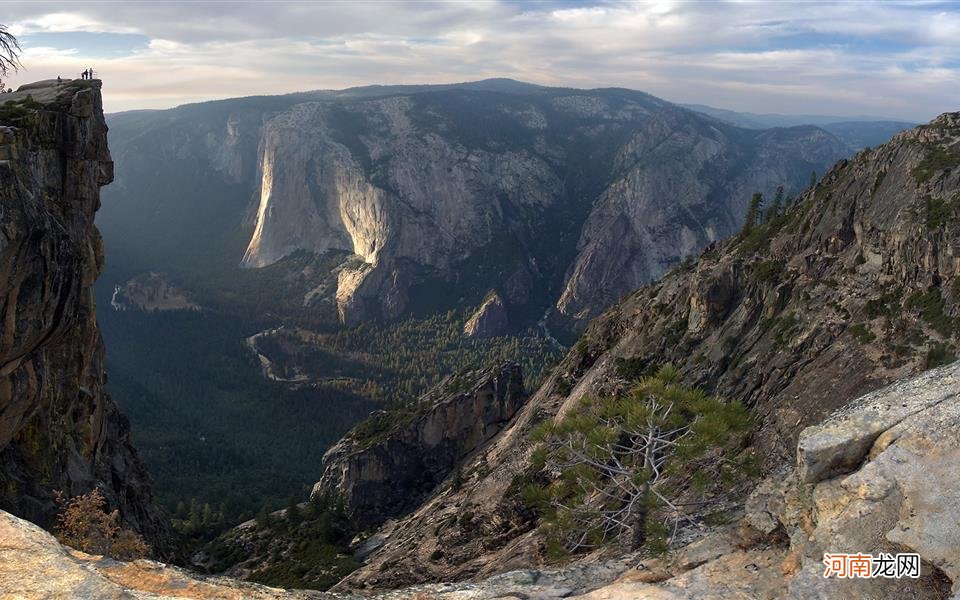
[[54, 489, 149, 560], [524, 364, 751, 554]]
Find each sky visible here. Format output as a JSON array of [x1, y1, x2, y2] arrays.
[[2, 1, 958, 120]]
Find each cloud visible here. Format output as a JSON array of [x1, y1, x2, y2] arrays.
[[1, 0, 956, 119]]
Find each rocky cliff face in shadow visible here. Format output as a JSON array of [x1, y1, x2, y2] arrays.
[[0, 80, 171, 552], [313, 362, 525, 527], [333, 112, 960, 588]]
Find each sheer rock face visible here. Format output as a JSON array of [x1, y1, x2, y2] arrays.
[[335, 114, 960, 588], [312, 363, 525, 527], [0, 80, 170, 552], [555, 110, 846, 326], [243, 95, 844, 326], [463, 292, 509, 339], [141, 85, 844, 330]]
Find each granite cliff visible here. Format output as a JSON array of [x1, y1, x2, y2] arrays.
[[101, 81, 851, 333], [0, 80, 170, 552]]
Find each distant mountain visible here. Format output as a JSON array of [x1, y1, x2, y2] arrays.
[[681, 102, 916, 150], [101, 79, 850, 334]]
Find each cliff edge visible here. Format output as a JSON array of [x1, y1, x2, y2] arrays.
[[0, 79, 171, 552]]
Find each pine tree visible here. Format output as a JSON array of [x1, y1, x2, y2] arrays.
[[255, 503, 272, 529], [764, 186, 784, 224], [286, 495, 302, 527], [740, 192, 764, 236]]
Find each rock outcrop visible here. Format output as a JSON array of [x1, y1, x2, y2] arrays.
[[463, 292, 509, 339], [110, 272, 201, 312], [0, 80, 170, 552], [336, 113, 960, 588], [312, 363, 525, 527], [0, 509, 337, 599]]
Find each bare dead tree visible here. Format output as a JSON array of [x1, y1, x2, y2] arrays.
[[526, 364, 751, 554], [0, 24, 21, 76]]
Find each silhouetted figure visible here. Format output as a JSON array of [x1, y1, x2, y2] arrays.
[[80, 69, 86, 80], [57, 75, 62, 84]]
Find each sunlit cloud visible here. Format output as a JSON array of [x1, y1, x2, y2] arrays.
[[0, 0, 956, 119]]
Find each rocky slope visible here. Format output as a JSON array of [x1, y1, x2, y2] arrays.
[[4, 359, 958, 598], [313, 363, 525, 527], [101, 80, 850, 333], [463, 292, 509, 339], [0, 80, 171, 551], [332, 112, 960, 588], [199, 364, 527, 589]]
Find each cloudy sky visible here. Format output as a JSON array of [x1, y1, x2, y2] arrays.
[[2, 1, 958, 119]]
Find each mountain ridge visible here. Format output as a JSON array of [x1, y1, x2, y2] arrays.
[[99, 80, 852, 335]]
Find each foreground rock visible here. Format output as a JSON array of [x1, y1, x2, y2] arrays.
[[0, 79, 171, 551], [767, 359, 960, 598], [0, 509, 337, 599]]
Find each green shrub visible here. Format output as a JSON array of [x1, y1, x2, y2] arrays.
[[613, 356, 651, 380], [526, 365, 751, 553], [907, 289, 956, 337], [0, 95, 43, 124], [751, 260, 785, 284], [911, 146, 960, 184], [924, 195, 954, 230], [849, 323, 876, 344], [864, 288, 902, 320], [925, 344, 956, 370]]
